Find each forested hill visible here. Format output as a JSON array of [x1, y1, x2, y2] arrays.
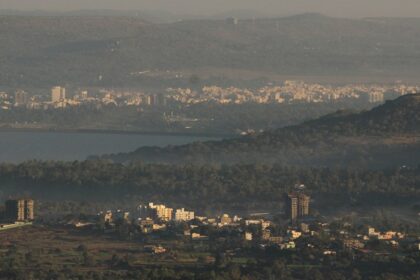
[[103, 94, 420, 168], [299, 93, 420, 134], [3, 14, 420, 86]]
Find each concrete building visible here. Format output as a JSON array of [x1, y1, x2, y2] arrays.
[[79, 90, 88, 100], [244, 232, 253, 241], [368, 92, 384, 103], [220, 214, 232, 225], [149, 203, 173, 221], [51, 86, 66, 102], [5, 199, 34, 222], [103, 211, 113, 223], [286, 192, 310, 223], [14, 90, 28, 107], [300, 223, 310, 233], [174, 208, 195, 222]]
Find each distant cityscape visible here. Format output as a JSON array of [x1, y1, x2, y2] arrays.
[[1, 81, 419, 111]]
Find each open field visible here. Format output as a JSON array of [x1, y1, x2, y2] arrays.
[[0, 225, 265, 279], [0, 225, 217, 272]]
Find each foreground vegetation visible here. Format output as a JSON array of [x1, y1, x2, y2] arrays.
[[0, 160, 419, 213], [0, 224, 419, 280]]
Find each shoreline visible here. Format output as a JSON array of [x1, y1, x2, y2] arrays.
[[0, 127, 235, 139]]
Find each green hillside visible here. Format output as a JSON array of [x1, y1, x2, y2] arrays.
[[103, 94, 420, 168], [2, 14, 420, 86]]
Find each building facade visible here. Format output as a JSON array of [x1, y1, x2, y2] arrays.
[[14, 90, 29, 107], [5, 199, 34, 222], [51, 86, 66, 103], [149, 203, 173, 221], [174, 208, 195, 222], [286, 192, 310, 223]]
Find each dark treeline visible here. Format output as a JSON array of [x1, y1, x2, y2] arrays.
[[0, 160, 419, 210]]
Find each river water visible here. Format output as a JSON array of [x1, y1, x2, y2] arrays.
[[0, 131, 217, 163]]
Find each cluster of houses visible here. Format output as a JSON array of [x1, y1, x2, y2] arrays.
[[65, 201, 420, 258]]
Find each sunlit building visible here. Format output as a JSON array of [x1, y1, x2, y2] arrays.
[[174, 208, 195, 222], [286, 192, 310, 223], [5, 199, 34, 222], [14, 90, 29, 107], [51, 86, 66, 102], [149, 203, 173, 221]]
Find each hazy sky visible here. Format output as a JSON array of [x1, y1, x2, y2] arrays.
[[1, 0, 420, 18]]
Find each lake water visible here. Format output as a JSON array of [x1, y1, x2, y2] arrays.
[[0, 131, 217, 163]]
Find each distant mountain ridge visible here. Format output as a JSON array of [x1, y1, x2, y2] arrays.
[[0, 9, 272, 22], [102, 94, 420, 168], [2, 14, 420, 86]]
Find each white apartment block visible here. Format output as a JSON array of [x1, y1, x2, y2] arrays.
[[175, 208, 195, 222]]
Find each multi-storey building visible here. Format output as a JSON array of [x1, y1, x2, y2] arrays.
[[220, 214, 232, 225], [14, 90, 28, 107], [5, 199, 34, 222], [368, 92, 384, 103], [286, 192, 310, 223], [51, 86, 66, 103], [149, 203, 173, 221], [174, 208, 195, 222]]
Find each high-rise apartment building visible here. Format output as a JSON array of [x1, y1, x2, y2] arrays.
[[51, 86, 66, 102], [14, 90, 29, 106], [286, 192, 310, 223], [5, 199, 34, 222], [287, 194, 299, 222]]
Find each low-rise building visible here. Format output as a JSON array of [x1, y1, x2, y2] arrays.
[[244, 232, 253, 241], [288, 230, 302, 240], [174, 208, 195, 222], [144, 245, 166, 254], [220, 214, 232, 225]]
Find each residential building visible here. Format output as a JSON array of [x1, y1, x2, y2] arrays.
[[268, 236, 284, 244], [103, 211, 113, 223], [220, 214, 232, 225], [368, 92, 384, 103], [300, 223, 310, 233], [244, 232, 253, 241], [51, 86, 66, 102], [5, 199, 34, 222], [286, 192, 310, 223], [149, 203, 173, 221], [261, 230, 271, 240], [14, 90, 28, 106], [175, 208, 195, 222]]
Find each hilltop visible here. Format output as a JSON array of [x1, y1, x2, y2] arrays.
[[2, 14, 420, 86], [103, 94, 420, 168]]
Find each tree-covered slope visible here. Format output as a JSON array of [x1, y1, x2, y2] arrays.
[[3, 14, 420, 86], [103, 94, 420, 168]]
